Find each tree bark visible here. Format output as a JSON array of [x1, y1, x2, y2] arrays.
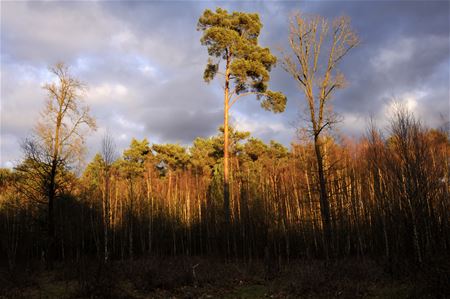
[[314, 136, 332, 259], [47, 111, 62, 268], [223, 50, 231, 256]]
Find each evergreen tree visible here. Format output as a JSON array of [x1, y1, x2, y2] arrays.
[[198, 8, 287, 247]]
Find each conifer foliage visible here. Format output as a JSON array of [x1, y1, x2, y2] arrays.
[[198, 9, 286, 251]]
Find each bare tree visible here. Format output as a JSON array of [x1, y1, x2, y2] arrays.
[[25, 62, 96, 265], [101, 132, 117, 263], [283, 12, 359, 258], [388, 105, 427, 264]]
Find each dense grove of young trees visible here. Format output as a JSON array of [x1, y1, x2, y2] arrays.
[[1, 112, 448, 269], [0, 9, 448, 274]]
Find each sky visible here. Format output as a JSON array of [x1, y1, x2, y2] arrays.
[[1, 0, 449, 168]]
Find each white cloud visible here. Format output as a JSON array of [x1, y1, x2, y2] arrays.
[[116, 115, 145, 132], [383, 90, 427, 119], [110, 30, 137, 49], [233, 112, 293, 145], [0, 134, 22, 168], [340, 112, 367, 136], [371, 38, 415, 72], [86, 83, 129, 104], [139, 65, 157, 77]]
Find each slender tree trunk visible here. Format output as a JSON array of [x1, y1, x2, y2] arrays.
[[104, 170, 110, 263], [48, 167, 56, 267], [147, 170, 153, 254], [47, 112, 62, 268], [314, 136, 332, 259], [223, 50, 231, 256], [129, 179, 134, 259]]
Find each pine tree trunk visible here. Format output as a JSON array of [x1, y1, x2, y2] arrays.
[[223, 50, 231, 257]]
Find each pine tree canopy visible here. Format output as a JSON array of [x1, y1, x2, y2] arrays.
[[198, 8, 286, 113]]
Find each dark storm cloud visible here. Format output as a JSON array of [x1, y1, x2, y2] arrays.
[[1, 1, 448, 167], [319, 1, 450, 118], [258, 0, 449, 131], [141, 108, 223, 144], [1, 1, 118, 65]]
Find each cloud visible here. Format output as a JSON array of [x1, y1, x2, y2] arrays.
[[233, 111, 294, 146], [370, 35, 448, 83], [1, 1, 448, 168]]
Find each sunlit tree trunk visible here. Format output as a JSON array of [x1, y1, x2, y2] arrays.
[[223, 50, 231, 257]]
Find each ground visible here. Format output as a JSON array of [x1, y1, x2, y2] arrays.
[[0, 257, 447, 298]]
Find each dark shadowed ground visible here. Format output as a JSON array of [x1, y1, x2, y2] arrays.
[[0, 257, 448, 298]]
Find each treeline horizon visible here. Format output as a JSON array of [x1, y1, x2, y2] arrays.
[[1, 109, 449, 268]]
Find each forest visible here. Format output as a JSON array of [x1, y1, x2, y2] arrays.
[[1, 7, 449, 299]]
